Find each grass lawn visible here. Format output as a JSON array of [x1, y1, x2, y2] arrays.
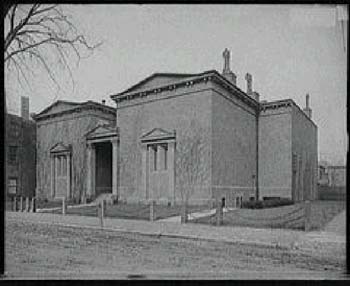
[[308, 200, 346, 231], [47, 203, 208, 221], [192, 200, 346, 231]]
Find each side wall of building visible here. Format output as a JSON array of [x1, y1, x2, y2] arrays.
[[258, 107, 292, 199], [291, 105, 318, 200], [36, 110, 114, 201], [117, 82, 212, 205], [211, 85, 257, 204]]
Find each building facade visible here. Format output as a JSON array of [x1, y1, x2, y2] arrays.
[[6, 97, 36, 199], [35, 49, 318, 205], [33, 100, 116, 202]]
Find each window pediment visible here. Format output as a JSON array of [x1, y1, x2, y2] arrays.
[[140, 128, 175, 143], [50, 142, 71, 154], [86, 124, 118, 140]]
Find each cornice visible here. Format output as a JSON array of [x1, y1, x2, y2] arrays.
[[34, 104, 115, 121], [111, 70, 259, 111]]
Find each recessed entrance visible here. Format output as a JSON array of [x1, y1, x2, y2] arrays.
[[94, 141, 112, 196]]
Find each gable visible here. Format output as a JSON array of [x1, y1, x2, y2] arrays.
[[36, 101, 80, 118], [140, 128, 176, 143], [119, 73, 199, 96]]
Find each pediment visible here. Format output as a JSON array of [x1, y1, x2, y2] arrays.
[[86, 124, 117, 140], [140, 128, 176, 143], [119, 73, 198, 96], [35, 100, 80, 118], [50, 142, 71, 154]]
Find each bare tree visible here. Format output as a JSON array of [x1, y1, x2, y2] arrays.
[[176, 119, 209, 222], [4, 4, 100, 93]]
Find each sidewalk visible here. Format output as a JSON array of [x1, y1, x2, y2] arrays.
[[6, 211, 345, 253]]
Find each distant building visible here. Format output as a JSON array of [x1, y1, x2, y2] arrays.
[[327, 166, 346, 187], [6, 96, 36, 198], [34, 49, 318, 205]]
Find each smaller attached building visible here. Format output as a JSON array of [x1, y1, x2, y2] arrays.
[[33, 100, 116, 202]]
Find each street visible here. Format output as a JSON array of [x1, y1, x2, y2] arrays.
[[4, 219, 346, 279]]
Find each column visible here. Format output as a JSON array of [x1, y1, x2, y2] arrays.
[[66, 154, 71, 199], [168, 141, 175, 205], [111, 139, 119, 198], [50, 155, 55, 197], [141, 145, 148, 200], [86, 144, 95, 198]]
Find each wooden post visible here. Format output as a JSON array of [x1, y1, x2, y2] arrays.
[[13, 196, 17, 211], [30, 197, 35, 212], [216, 197, 224, 226], [98, 200, 104, 228], [62, 197, 67, 215], [304, 200, 311, 231], [25, 197, 30, 212], [150, 200, 155, 221], [181, 201, 188, 223], [19, 196, 23, 212]]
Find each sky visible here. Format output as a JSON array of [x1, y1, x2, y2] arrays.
[[5, 4, 348, 165]]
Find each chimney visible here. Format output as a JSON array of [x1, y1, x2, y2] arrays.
[[21, 96, 29, 120], [252, 91, 260, 102], [245, 73, 253, 96], [222, 48, 237, 85], [102, 99, 106, 105], [303, 93, 312, 119]]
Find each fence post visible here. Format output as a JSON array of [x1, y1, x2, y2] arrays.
[[25, 197, 30, 212], [97, 200, 104, 228], [216, 197, 223, 226], [149, 200, 155, 222], [19, 196, 23, 212], [30, 197, 35, 212], [304, 200, 311, 231], [62, 197, 67, 215], [13, 196, 17, 211], [181, 201, 188, 223]]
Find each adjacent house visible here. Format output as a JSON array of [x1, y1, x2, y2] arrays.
[[34, 49, 318, 206], [6, 96, 36, 199]]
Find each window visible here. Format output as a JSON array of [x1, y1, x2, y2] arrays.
[[160, 143, 168, 170], [8, 146, 18, 165], [8, 178, 17, 195], [149, 143, 168, 172]]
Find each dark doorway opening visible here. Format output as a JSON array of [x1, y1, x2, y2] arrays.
[[95, 141, 112, 197]]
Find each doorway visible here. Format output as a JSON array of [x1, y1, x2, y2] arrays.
[[94, 141, 112, 196]]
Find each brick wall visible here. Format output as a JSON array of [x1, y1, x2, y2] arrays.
[[291, 105, 318, 200], [258, 107, 292, 199], [211, 85, 257, 203]]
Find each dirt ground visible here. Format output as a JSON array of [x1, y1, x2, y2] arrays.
[[4, 220, 346, 279]]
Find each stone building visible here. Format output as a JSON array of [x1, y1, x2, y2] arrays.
[[6, 96, 36, 199], [35, 49, 318, 205], [33, 100, 116, 202]]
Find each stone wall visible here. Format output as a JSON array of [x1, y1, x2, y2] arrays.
[[258, 107, 292, 199], [36, 109, 114, 201], [211, 86, 257, 203], [116, 82, 212, 205]]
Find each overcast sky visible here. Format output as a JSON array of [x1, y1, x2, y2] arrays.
[[5, 4, 348, 165]]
